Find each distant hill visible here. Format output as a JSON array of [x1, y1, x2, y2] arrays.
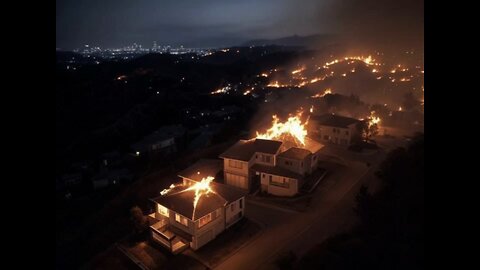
[[242, 34, 337, 48]]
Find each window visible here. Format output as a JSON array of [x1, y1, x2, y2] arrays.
[[269, 175, 272, 181], [198, 213, 212, 228], [262, 174, 265, 178], [158, 204, 169, 217], [323, 135, 329, 140], [266, 156, 271, 163], [231, 203, 235, 211], [215, 208, 222, 218], [239, 199, 243, 209], [229, 160, 243, 169], [175, 213, 189, 226], [313, 155, 317, 160], [261, 154, 271, 163], [301, 162, 303, 167], [345, 130, 349, 135]]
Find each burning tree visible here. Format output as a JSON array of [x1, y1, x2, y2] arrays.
[[361, 111, 381, 142]]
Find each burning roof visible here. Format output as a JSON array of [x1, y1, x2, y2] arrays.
[[152, 181, 246, 221], [256, 111, 309, 146]]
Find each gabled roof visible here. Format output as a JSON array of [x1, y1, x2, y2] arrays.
[[251, 164, 303, 179], [277, 147, 311, 160], [219, 139, 283, 161], [280, 137, 324, 154], [253, 139, 283, 154], [304, 137, 324, 153], [311, 114, 360, 128], [178, 159, 223, 182], [151, 182, 246, 221]]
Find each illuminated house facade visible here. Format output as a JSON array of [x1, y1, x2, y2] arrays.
[[220, 138, 324, 196], [308, 114, 361, 146], [148, 159, 246, 254]]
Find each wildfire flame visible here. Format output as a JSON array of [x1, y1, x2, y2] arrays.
[[311, 88, 332, 98], [367, 111, 381, 128], [160, 184, 176, 196], [256, 111, 308, 146], [184, 176, 215, 219], [291, 67, 306, 75]]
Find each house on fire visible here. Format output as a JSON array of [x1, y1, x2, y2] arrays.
[[308, 114, 362, 146], [148, 159, 247, 254], [219, 138, 324, 196]]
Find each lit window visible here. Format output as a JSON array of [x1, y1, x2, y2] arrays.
[[198, 213, 212, 228], [158, 204, 169, 217], [175, 213, 188, 226]]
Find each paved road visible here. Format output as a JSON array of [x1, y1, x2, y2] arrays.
[[215, 137, 405, 270]]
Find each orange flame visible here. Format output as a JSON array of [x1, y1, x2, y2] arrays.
[[367, 111, 381, 128], [311, 88, 332, 98], [185, 176, 215, 218], [160, 184, 176, 196], [256, 111, 308, 146]]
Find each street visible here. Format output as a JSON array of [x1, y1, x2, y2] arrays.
[[215, 136, 407, 270]]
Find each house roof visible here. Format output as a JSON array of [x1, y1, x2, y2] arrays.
[[304, 137, 324, 153], [279, 137, 324, 154], [151, 182, 246, 221], [311, 114, 360, 128], [219, 139, 283, 161], [253, 139, 283, 154], [177, 159, 223, 182], [251, 164, 303, 179], [277, 147, 311, 160]]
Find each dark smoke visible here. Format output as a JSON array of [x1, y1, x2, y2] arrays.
[[317, 0, 424, 53]]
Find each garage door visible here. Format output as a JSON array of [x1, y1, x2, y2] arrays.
[[226, 173, 248, 189]]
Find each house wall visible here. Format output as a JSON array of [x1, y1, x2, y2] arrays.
[[260, 173, 298, 196], [253, 152, 276, 166], [223, 158, 251, 189], [314, 124, 355, 146], [225, 197, 245, 228], [191, 208, 225, 250], [163, 207, 196, 236], [277, 155, 311, 176]]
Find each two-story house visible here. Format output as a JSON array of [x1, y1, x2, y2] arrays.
[[308, 114, 362, 146], [219, 139, 283, 190], [148, 159, 246, 254], [220, 137, 324, 196]]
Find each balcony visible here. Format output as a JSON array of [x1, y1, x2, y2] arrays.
[[149, 214, 190, 254]]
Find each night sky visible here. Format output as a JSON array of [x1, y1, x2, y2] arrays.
[[56, 0, 423, 50]]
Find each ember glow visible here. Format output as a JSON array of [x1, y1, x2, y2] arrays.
[[291, 67, 306, 75], [311, 88, 332, 98], [256, 111, 308, 146], [367, 111, 381, 128], [160, 184, 176, 196], [185, 176, 215, 219]]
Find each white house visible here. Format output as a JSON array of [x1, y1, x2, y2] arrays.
[[148, 159, 247, 253], [308, 114, 362, 146], [219, 137, 324, 196]]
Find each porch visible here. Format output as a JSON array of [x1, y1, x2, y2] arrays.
[[149, 214, 190, 254]]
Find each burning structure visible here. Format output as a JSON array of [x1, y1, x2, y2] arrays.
[[308, 114, 363, 146], [220, 112, 325, 196], [149, 159, 246, 253]]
